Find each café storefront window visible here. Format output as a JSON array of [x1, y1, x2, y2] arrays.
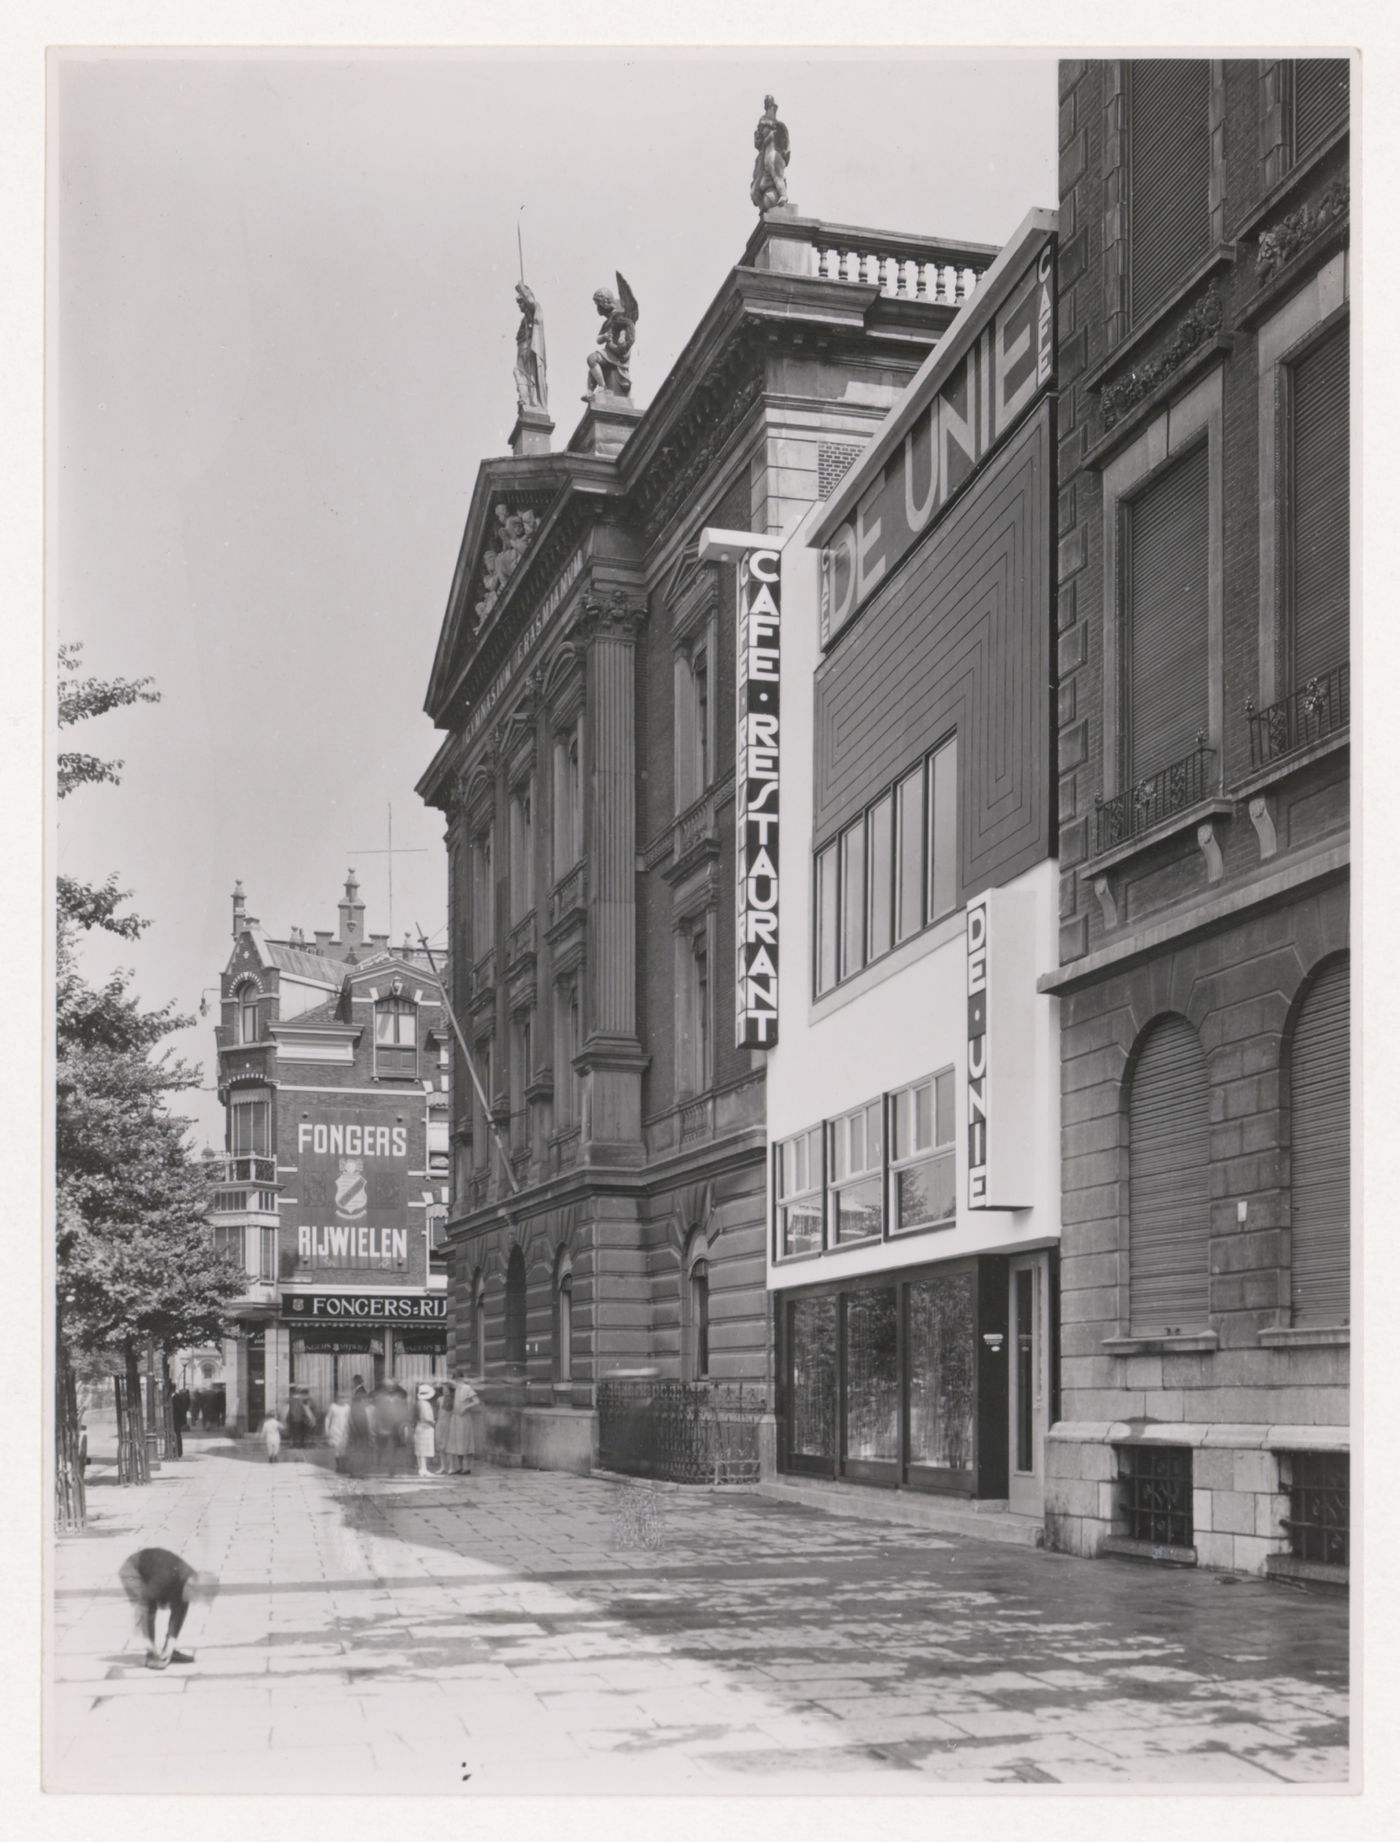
[[781, 1257, 1000, 1497]]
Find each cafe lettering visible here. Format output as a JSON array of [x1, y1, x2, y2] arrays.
[[822, 243, 1055, 645], [735, 545, 782, 1048]]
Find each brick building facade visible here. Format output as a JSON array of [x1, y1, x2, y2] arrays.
[[213, 876, 451, 1430], [1044, 59, 1351, 1579], [418, 210, 995, 1472]]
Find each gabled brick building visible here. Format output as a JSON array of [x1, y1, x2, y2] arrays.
[[418, 209, 996, 1471], [1044, 59, 1351, 1579], [213, 875, 451, 1429]]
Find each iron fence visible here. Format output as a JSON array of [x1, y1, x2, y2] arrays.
[[1245, 660, 1349, 770], [597, 1379, 764, 1485], [1096, 741, 1217, 855]]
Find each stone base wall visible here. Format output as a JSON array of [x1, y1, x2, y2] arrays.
[[479, 1404, 598, 1476], [1045, 1419, 1348, 1575]]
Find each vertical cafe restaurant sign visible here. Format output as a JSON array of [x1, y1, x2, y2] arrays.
[[821, 238, 1055, 645], [735, 545, 781, 1048], [295, 1111, 411, 1267]]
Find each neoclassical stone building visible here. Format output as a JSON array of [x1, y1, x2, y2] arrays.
[[418, 209, 995, 1470], [1045, 59, 1350, 1579]]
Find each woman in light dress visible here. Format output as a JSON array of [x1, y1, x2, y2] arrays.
[[324, 1393, 351, 1473], [412, 1385, 437, 1478], [443, 1369, 479, 1476]]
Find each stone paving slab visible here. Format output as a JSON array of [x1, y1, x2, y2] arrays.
[[46, 1433, 1350, 1792]]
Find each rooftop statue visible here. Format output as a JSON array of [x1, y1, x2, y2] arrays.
[[513, 281, 548, 413], [585, 273, 639, 400], [751, 94, 791, 212]]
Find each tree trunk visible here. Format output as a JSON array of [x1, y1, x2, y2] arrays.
[[54, 1330, 86, 1533], [120, 1343, 149, 1485]]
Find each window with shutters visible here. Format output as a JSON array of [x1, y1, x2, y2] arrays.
[[1291, 59, 1349, 165], [1252, 254, 1349, 765], [1122, 442, 1213, 786], [1128, 60, 1212, 329], [1127, 1016, 1211, 1336], [1288, 955, 1349, 1328], [1287, 323, 1349, 690], [374, 994, 417, 1079], [1099, 365, 1223, 850]]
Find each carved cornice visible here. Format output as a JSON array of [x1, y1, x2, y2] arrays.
[[576, 587, 649, 644], [1096, 284, 1226, 431], [635, 336, 766, 542], [1253, 176, 1349, 282]]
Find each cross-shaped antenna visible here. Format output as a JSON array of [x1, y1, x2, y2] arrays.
[[348, 803, 429, 941]]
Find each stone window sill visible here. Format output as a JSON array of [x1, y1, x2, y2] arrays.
[[1102, 1332, 1219, 1356], [1082, 245, 1236, 395], [1086, 797, 1234, 877], [1101, 1536, 1197, 1568], [1231, 125, 1350, 244], [1257, 1326, 1349, 1349]]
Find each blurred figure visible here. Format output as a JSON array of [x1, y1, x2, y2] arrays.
[[432, 1382, 450, 1474], [412, 1385, 437, 1477], [347, 1374, 372, 1477], [325, 1392, 351, 1473], [118, 1548, 218, 1670], [260, 1408, 283, 1463], [287, 1388, 316, 1452], [443, 1369, 479, 1476], [172, 1387, 190, 1454]]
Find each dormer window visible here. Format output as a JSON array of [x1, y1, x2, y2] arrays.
[[374, 993, 417, 1078]]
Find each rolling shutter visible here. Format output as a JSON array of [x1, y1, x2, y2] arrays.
[[1291, 324, 1350, 687], [1126, 442, 1211, 783], [1291, 957, 1350, 1327], [1294, 60, 1349, 162], [1129, 1016, 1211, 1335], [1129, 61, 1212, 327]]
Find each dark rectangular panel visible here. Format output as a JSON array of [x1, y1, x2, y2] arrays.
[[813, 402, 1052, 903]]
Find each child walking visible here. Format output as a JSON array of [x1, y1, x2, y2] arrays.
[[260, 1409, 283, 1463]]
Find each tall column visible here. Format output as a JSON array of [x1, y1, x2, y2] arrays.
[[577, 587, 648, 1164]]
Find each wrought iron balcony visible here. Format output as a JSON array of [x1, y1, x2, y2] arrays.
[[1246, 660, 1349, 771], [210, 1154, 278, 1188], [1095, 739, 1218, 855]]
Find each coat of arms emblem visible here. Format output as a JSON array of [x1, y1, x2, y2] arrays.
[[334, 1156, 368, 1220]]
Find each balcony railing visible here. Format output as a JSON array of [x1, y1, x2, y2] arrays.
[[469, 948, 496, 1004], [506, 910, 537, 969], [1246, 660, 1349, 771], [1096, 740, 1218, 855], [210, 1154, 277, 1187], [547, 860, 587, 931], [810, 226, 990, 305]]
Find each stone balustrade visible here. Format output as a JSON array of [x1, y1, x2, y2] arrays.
[[815, 239, 986, 304]]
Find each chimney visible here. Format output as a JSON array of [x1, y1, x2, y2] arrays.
[[337, 869, 366, 947], [290, 926, 305, 945], [231, 881, 247, 939], [314, 930, 333, 952], [369, 932, 389, 951]]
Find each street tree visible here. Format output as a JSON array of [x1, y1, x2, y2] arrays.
[[55, 644, 241, 1494]]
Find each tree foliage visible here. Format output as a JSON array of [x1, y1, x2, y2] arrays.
[[56, 643, 157, 937], [56, 647, 243, 1365]]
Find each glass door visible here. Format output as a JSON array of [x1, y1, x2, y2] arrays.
[[841, 1286, 899, 1485], [785, 1295, 838, 1476], [1007, 1253, 1050, 1518]]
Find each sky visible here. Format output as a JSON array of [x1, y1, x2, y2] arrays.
[[52, 50, 1057, 1148]]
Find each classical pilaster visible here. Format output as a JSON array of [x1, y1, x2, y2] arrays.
[[576, 586, 649, 1164]]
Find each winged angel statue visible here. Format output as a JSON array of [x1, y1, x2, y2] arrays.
[[751, 95, 791, 212], [585, 273, 639, 400]]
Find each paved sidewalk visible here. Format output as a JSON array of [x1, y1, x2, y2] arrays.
[[48, 1434, 1349, 1793]]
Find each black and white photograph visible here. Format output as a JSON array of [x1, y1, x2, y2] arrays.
[[19, 5, 1380, 1813]]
